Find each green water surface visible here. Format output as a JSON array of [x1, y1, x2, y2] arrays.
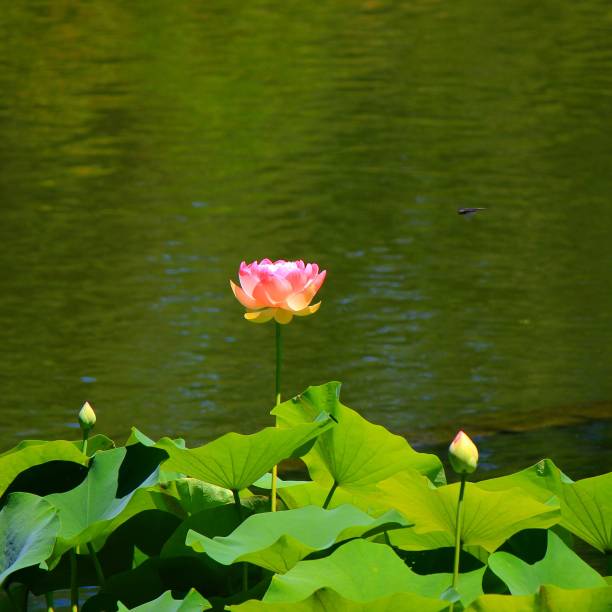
[[1, 1, 611, 477]]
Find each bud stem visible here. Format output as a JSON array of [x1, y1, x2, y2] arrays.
[[450, 474, 467, 612], [81, 429, 89, 456], [70, 548, 79, 611]]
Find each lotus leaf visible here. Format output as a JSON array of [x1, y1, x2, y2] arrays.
[[466, 584, 612, 611], [384, 471, 560, 552], [0, 440, 88, 497], [271, 382, 445, 490], [229, 590, 448, 611], [262, 539, 485, 606], [488, 530, 607, 595], [45, 447, 163, 565], [157, 416, 334, 491], [186, 504, 411, 573], [0, 493, 59, 585], [117, 589, 211, 611]]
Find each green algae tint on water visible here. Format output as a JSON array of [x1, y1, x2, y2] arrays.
[[0, 1, 611, 477]]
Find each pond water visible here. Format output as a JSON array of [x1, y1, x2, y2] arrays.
[[1, 1, 611, 479]]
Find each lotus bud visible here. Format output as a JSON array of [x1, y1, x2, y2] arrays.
[[448, 430, 478, 475], [78, 401, 96, 431]]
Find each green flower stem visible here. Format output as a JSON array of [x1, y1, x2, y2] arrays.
[[45, 592, 54, 612], [87, 543, 106, 589], [322, 481, 338, 509], [271, 321, 283, 513], [70, 548, 79, 612], [275, 321, 282, 407], [450, 474, 467, 612]]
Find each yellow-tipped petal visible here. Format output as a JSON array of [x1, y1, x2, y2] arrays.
[[274, 309, 294, 324], [244, 308, 276, 323], [230, 280, 260, 308], [294, 302, 321, 317]]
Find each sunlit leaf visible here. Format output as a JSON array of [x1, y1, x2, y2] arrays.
[[229, 590, 449, 611], [479, 462, 612, 553], [117, 589, 211, 611], [0, 493, 59, 585], [186, 504, 411, 573], [488, 530, 607, 594], [262, 539, 484, 606], [476, 459, 570, 502], [157, 416, 335, 491], [466, 584, 612, 611], [385, 471, 560, 552], [271, 382, 445, 502], [277, 479, 397, 515], [553, 473, 612, 554]]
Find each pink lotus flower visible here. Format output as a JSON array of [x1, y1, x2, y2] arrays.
[[230, 259, 326, 324]]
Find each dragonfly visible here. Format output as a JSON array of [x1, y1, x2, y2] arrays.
[[457, 207, 486, 216]]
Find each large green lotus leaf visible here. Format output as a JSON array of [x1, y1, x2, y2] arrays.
[[476, 459, 570, 503], [229, 590, 449, 611], [384, 471, 560, 552], [0, 493, 59, 585], [262, 539, 484, 606], [45, 447, 163, 565], [157, 417, 335, 491], [0, 440, 88, 497], [552, 473, 612, 553], [479, 461, 611, 553], [186, 504, 411, 573], [271, 382, 445, 489], [117, 589, 211, 611], [488, 530, 607, 595], [466, 584, 612, 611]]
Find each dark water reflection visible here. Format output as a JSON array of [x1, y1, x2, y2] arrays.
[[1, 1, 611, 478]]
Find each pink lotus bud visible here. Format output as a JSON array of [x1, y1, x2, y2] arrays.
[[448, 430, 478, 474], [230, 259, 326, 324]]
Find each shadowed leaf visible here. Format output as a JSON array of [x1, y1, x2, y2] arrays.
[[0, 493, 59, 585]]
